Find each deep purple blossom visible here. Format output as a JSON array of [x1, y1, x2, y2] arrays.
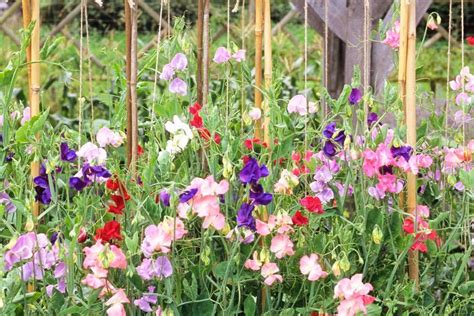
[[159, 190, 170, 207], [323, 122, 336, 138], [323, 141, 337, 157], [349, 88, 362, 105], [69, 177, 89, 191], [237, 202, 256, 231], [333, 130, 346, 145], [179, 188, 198, 203], [239, 158, 269, 185], [390, 145, 413, 162], [249, 184, 273, 205], [83, 164, 112, 179], [34, 165, 52, 205], [367, 112, 379, 128], [60, 142, 77, 162], [5, 151, 14, 162]]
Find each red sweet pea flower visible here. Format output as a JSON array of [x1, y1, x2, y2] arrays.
[[291, 151, 301, 163], [190, 113, 204, 128], [300, 196, 323, 214], [198, 127, 211, 140], [106, 178, 120, 191], [213, 133, 221, 144], [137, 144, 144, 156], [95, 220, 122, 242], [108, 194, 126, 214], [467, 36, 474, 46], [292, 210, 309, 226], [77, 227, 88, 243], [189, 102, 202, 115], [106, 177, 130, 201]]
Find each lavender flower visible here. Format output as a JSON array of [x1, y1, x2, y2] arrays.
[[0, 192, 16, 213], [136, 257, 173, 281]]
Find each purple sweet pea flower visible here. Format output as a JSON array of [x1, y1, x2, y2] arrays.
[[69, 177, 88, 191], [35, 186, 52, 205], [237, 202, 256, 231], [323, 141, 337, 157], [323, 122, 336, 138], [348, 88, 362, 105], [213, 47, 232, 64], [4, 232, 36, 270], [155, 256, 173, 279], [367, 112, 379, 128], [0, 192, 16, 214], [5, 151, 14, 162], [50, 232, 59, 244], [169, 78, 187, 96], [160, 64, 175, 81], [159, 190, 170, 207], [60, 142, 77, 162], [134, 286, 158, 312], [333, 130, 346, 145], [170, 53, 188, 71], [390, 145, 413, 162], [239, 158, 269, 185], [249, 184, 273, 205], [179, 188, 198, 203]]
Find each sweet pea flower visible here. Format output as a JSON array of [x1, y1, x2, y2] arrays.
[[334, 274, 375, 316], [134, 287, 158, 313], [299, 254, 328, 281], [96, 127, 124, 148], [274, 169, 299, 195], [136, 256, 173, 280], [169, 78, 187, 96], [170, 53, 188, 70], [270, 234, 294, 259], [383, 20, 400, 49], [60, 142, 77, 162], [0, 192, 16, 214], [21, 107, 31, 125], [239, 157, 269, 184], [244, 251, 262, 271], [232, 49, 246, 62], [261, 262, 283, 286], [77, 142, 107, 165], [300, 196, 323, 214], [105, 289, 130, 316], [348, 88, 362, 105], [248, 107, 262, 120], [213, 47, 232, 63], [287, 94, 316, 116], [160, 64, 175, 81]]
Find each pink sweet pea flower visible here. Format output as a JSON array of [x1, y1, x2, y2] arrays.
[[96, 127, 124, 148], [213, 47, 232, 64], [334, 273, 375, 316], [170, 53, 188, 70], [232, 49, 246, 62], [261, 262, 283, 286], [248, 107, 261, 120], [455, 92, 471, 106], [244, 251, 262, 271], [256, 219, 271, 236], [77, 142, 107, 165], [270, 234, 294, 258], [299, 254, 328, 281], [383, 20, 400, 49], [105, 289, 130, 316], [169, 78, 187, 96], [287, 94, 316, 116], [21, 107, 31, 125]]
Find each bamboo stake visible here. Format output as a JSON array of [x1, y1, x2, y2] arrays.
[[398, 1, 408, 116], [130, 3, 138, 174], [21, 0, 32, 103], [197, 0, 204, 105], [405, 0, 419, 286], [254, 0, 263, 140], [202, 0, 210, 106], [262, 0, 271, 146]]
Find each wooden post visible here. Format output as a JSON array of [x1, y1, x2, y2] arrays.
[[21, 0, 32, 102], [196, 0, 204, 105], [405, 0, 418, 286], [254, 0, 263, 140], [202, 0, 210, 106], [262, 0, 271, 146], [399, 0, 418, 286], [125, 0, 138, 173]]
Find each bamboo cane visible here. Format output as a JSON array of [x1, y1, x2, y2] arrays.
[[30, 0, 40, 218], [129, 3, 138, 174], [202, 0, 210, 106], [21, 0, 31, 103], [197, 0, 204, 105], [405, 0, 418, 287], [262, 0, 271, 146], [254, 0, 263, 140]]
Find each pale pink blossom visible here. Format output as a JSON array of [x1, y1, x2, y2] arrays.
[[244, 251, 262, 271], [299, 254, 328, 281], [105, 289, 130, 316], [248, 107, 262, 120], [455, 92, 471, 105], [170, 53, 188, 71], [287, 94, 316, 116], [270, 234, 294, 259], [21, 107, 31, 125], [77, 142, 107, 165], [96, 127, 124, 148], [334, 274, 375, 316], [261, 262, 283, 286]]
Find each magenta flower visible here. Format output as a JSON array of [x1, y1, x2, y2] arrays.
[[383, 20, 400, 49], [169, 78, 187, 96], [213, 47, 231, 64]]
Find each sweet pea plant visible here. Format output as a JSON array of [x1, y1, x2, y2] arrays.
[[0, 17, 472, 316]]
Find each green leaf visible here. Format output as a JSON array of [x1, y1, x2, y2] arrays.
[[244, 296, 256, 316], [15, 109, 50, 143], [183, 273, 198, 301], [279, 308, 295, 316], [459, 169, 474, 190]]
